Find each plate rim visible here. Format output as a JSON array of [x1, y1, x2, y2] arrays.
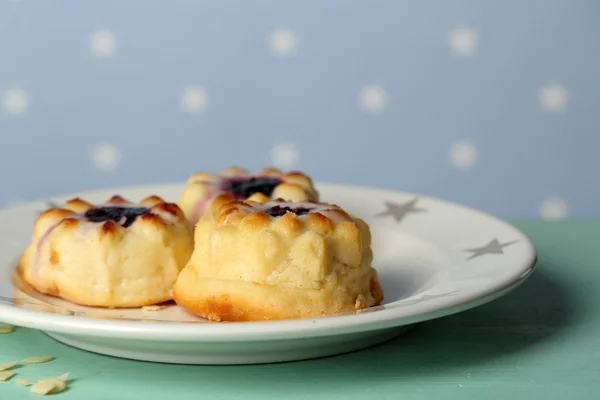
[[0, 181, 538, 342]]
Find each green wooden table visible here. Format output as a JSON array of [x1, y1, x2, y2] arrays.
[[1, 220, 598, 399]]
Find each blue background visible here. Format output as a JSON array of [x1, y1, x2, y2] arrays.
[[0, 0, 596, 219]]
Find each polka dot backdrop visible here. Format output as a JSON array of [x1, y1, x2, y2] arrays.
[[0, 1, 597, 220]]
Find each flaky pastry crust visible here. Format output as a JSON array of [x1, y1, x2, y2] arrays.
[[17, 195, 194, 308], [176, 167, 319, 225], [173, 198, 384, 321]]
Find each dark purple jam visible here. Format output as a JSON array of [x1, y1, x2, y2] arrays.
[[221, 176, 282, 199], [84, 206, 150, 228], [265, 205, 313, 217]]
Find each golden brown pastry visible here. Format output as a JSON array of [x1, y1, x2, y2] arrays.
[[176, 167, 319, 225], [18, 195, 193, 308], [173, 198, 383, 321]]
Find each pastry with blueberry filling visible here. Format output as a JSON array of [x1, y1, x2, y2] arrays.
[[176, 167, 319, 225], [173, 198, 384, 321], [17, 195, 193, 308]]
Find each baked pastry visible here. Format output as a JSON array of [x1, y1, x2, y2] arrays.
[[177, 167, 319, 225], [173, 198, 384, 321], [17, 195, 194, 308]]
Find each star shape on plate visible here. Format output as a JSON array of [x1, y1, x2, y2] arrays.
[[464, 238, 519, 260], [375, 198, 427, 223]]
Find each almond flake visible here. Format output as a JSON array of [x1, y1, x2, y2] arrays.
[[0, 370, 16, 381], [30, 381, 56, 395], [21, 356, 55, 365], [142, 305, 165, 311], [37, 378, 66, 393], [55, 372, 70, 382], [16, 378, 35, 387], [0, 360, 18, 371]]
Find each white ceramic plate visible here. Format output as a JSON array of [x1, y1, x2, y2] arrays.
[[0, 183, 537, 365]]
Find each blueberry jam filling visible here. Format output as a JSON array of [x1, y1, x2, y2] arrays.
[[84, 206, 150, 228], [265, 205, 313, 217], [221, 176, 282, 199]]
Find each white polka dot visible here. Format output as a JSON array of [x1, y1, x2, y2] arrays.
[[359, 84, 388, 114], [269, 142, 300, 170], [91, 142, 121, 172], [89, 29, 118, 58], [449, 140, 478, 170], [448, 27, 478, 55], [181, 86, 209, 114], [539, 197, 568, 220], [268, 28, 297, 56], [1, 88, 30, 116], [539, 83, 567, 112]]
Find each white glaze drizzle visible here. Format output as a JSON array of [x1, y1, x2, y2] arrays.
[[190, 172, 284, 222], [32, 202, 155, 273]]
